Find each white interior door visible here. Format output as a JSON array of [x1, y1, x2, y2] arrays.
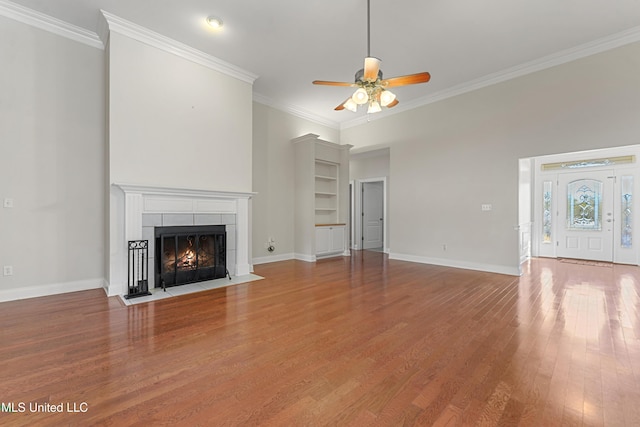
[[362, 181, 384, 250], [557, 170, 614, 261]]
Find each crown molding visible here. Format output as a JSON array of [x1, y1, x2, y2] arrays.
[[340, 25, 640, 130], [0, 0, 103, 49], [253, 92, 340, 129], [100, 11, 258, 85]]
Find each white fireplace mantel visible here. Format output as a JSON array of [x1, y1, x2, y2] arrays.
[[107, 183, 255, 296]]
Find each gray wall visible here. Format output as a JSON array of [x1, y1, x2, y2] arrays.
[[251, 102, 339, 261], [0, 17, 105, 297], [341, 41, 640, 274], [107, 32, 253, 192], [350, 149, 390, 181]]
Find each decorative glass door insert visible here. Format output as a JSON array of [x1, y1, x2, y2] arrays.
[[566, 179, 602, 231], [557, 170, 613, 262]]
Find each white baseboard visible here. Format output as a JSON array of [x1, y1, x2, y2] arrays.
[[104, 281, 121, 297], [0, 277, 106, 303], [389, 253, 521, 276], [316, 252, 347, 260], [294, 253, 316, 262], [252, 253, 295, 265]]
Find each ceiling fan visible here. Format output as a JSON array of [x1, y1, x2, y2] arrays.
[[312, 0, 431, 114]]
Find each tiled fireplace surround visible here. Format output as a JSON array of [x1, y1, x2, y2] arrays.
[[108, 184, 253, 297]]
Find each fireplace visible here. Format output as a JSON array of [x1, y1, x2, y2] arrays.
[[109, 184, 253, 297], [155, 225, 227, 288]]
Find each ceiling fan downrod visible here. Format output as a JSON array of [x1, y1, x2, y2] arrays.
[[367, 0, 371, 58]]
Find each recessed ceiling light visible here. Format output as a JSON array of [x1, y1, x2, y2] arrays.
[[206, 16, 224, 29]]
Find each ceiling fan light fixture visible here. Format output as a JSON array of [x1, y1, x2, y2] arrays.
[[343, 98, 358, 112], [352, 88, 369, 104], [379, 89, 396, 107], [367, 101, 382, 114], [312, 0, 430, 114]]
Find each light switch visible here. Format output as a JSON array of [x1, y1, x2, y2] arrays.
[[3, 198, 13, 208], [481, 204, 492, 211]]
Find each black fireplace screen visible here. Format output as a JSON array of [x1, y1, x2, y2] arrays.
[[155, 225, 226, 288]]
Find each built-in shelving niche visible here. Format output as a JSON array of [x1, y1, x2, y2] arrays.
[[314, 160, 338, 224]]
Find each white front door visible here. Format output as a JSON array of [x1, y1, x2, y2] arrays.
[[556, 170, 614, 261], [362, 181, 384, 249]]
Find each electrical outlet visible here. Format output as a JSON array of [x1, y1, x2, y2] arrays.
[[3, 266, 13, 276]]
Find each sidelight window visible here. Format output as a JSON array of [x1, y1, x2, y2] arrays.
[[542, 181, 553, 243], [621, 175, 633, 248]]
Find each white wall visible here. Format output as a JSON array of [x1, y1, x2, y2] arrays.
[[349, 149, 390, 251], [350, 149, 390, 181], [341, 41, 640, 274], [251, 102, 339, 263], [108, 32, 253, 192], [106, 30, 255, 291], [0, 17, 105, 299]]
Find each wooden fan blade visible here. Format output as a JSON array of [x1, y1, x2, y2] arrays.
[[381, 72, 431, 88], [363, 57, 381, 81], [386, 98, 399, 108], [312, 80, 356, 87]]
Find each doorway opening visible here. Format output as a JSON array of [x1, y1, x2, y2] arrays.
[[362, 181, 384, 251], [352, 177, 387, 253], [523, 145, 640, 266]]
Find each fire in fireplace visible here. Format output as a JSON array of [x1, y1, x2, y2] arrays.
[[155, 225, 227, 288]]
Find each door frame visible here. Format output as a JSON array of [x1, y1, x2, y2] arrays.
[[362, 180, 385, 250], [530, 145, 640, 265], [352, 177, 388, 252], [555, 169, 615, 262]]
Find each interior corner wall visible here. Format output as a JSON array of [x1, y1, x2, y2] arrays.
[[107, 32, 253, 192], [350, 151, 390, 181], [340, 41, 640, 274], [349, 151, 391, 251], [251, 102, 339, 262], [0, 17, 106, 300]]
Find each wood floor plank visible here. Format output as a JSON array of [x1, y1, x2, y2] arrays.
[[1, 252, 639, 426]]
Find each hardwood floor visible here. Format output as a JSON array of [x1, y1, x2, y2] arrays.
[[1, 252, 639, 426]]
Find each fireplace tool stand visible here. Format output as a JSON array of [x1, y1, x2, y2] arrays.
[[125, 240, 152, 299]]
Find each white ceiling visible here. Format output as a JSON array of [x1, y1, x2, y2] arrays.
[[6, 0, 640, 127]]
